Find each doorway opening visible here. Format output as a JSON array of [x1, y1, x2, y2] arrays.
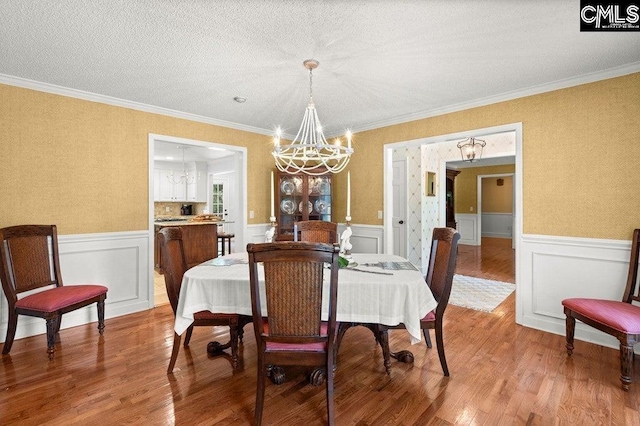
[[148, 133, 247, 308]]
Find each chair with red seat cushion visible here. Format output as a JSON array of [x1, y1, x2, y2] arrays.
[[0, 224, 108, 359], [158, 227, 251, 373], [562, 228, 640, 391], [377, 227, 460, 376], [247, 241, 340, 426]]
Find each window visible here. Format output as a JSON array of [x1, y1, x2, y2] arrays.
[[211, 183, 224, 216]]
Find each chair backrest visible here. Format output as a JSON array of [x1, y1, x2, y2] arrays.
[[247, 242, 340, 345], [622, 228, 640, 304], [425, 227, 460, 316], [293, 221, 338, 244], [0, 225, 63, 304], [158, 227, 188, 315]]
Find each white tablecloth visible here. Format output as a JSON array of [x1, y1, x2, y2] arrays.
[[174, 253, 436, 344]]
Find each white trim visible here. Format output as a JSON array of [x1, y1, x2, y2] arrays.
[[4, 63, 639, 143], [0, 74, 271, 137], [344, 62, 640, 135]]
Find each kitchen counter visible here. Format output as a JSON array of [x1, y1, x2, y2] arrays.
[[154, 221, 220, 273]]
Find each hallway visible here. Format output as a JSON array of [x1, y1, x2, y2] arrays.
[[455, 237, 515, 283]]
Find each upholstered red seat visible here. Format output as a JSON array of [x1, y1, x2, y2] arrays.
[[193, 311, 238, 321], [15, 285, 108, 312], [0, 224, 108, 359], [562, 298, 640, 334], [562, 228, 640, 391], [264, 322, 328, 352], [421, 310, 436, 321]]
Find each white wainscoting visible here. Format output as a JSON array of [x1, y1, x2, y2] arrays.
[[0, 230, 150, 344], [455, 214, 479, 246], [518, 233, 638, 352], [482, 212, 513, 238]]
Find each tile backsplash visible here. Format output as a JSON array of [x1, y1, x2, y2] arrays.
[[154, 202, 207, 217]]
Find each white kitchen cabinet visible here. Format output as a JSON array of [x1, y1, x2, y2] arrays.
[[154, 162, 206, 202], [186, 162, 208, 202], [156, 168, 187, 201]]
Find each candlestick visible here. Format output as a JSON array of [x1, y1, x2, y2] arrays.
[[346, 171, 351, 218], [270, 171, 275, 218]]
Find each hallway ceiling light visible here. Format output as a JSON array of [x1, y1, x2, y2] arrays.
[[273, 59, 353, 176], [457, 137, 486, 162]]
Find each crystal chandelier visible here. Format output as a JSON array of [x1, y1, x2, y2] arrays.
[[167, 146, 199, 185], [457, 137, 486, 162], [273, 59, 353, 176]]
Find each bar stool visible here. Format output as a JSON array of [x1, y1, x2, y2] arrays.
[[218, 232, 235, 256]]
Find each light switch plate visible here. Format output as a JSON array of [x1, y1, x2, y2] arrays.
[[377, 210, 383, 219], [249, 210, 254, 219]]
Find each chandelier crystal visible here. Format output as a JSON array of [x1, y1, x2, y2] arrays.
[[457, 137, 486, 162], [167, 146, 199, 185], [273, 59, 353, 175]]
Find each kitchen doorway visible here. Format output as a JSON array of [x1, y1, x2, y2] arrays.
[[148, 133, 247, 308]]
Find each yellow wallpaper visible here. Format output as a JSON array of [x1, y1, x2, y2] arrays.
[[0, 84, 273, 234], [482, 177, 513, 213], [2, 72, 639, 239], [339, 73, 640, 240], [454, 165, 516, 214]]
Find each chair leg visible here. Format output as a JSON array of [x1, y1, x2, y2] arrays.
[[435, 320, 449, 376], [2, 309, 18, 354], [183, 325, 194, 347], [423, 328, 432, 348], [619, 342, 634, 391], [326, 352, 335, 426], [565, 314, 575, 356], [46, 317, 59, 360], [167, 332, 182, 373], [254, 358, 266, 426], [373, 325, 391, 375], [229, 324, 240, 368], [97, 299, 105, 335]]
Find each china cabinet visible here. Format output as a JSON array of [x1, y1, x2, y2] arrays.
[[275, 170, 332, 241], [446, 169, 460, 229]]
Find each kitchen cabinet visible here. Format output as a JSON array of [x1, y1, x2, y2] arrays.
[[186, 162, 208, 202], [154, 162, 207, 202], [275, 169, 332, 241]]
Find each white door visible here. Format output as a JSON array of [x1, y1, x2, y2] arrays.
[[210, 178, 231, 233], [392, 159, 407, 258]]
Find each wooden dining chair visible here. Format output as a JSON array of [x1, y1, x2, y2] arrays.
[[247, 241, 340, 426], [0, 224, 108, 359], [294, 220, 338, 244], [158, 227, 250, 373], [562, 228, 640, 391], [377, 227, 460, 376]]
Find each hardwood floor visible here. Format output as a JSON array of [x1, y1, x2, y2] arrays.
[[2, 240, 639, 425], [455, 237, 515, 283]]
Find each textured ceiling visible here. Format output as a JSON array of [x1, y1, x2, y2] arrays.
[[2, 0, 640, 140]]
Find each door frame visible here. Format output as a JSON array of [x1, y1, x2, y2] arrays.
[[148, 133, 247, 307], [383, 122, 523, 321], [477, 172, 515, 246]]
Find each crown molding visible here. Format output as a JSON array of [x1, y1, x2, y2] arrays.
[[0, 73, 273, 137], [343, 62, 640, 136], [3, 61, 639, 140]]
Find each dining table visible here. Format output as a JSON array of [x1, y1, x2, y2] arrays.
[[174, 251, 436, 377]]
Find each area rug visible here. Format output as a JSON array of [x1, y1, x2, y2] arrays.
[[448, 274, 515, 312]]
